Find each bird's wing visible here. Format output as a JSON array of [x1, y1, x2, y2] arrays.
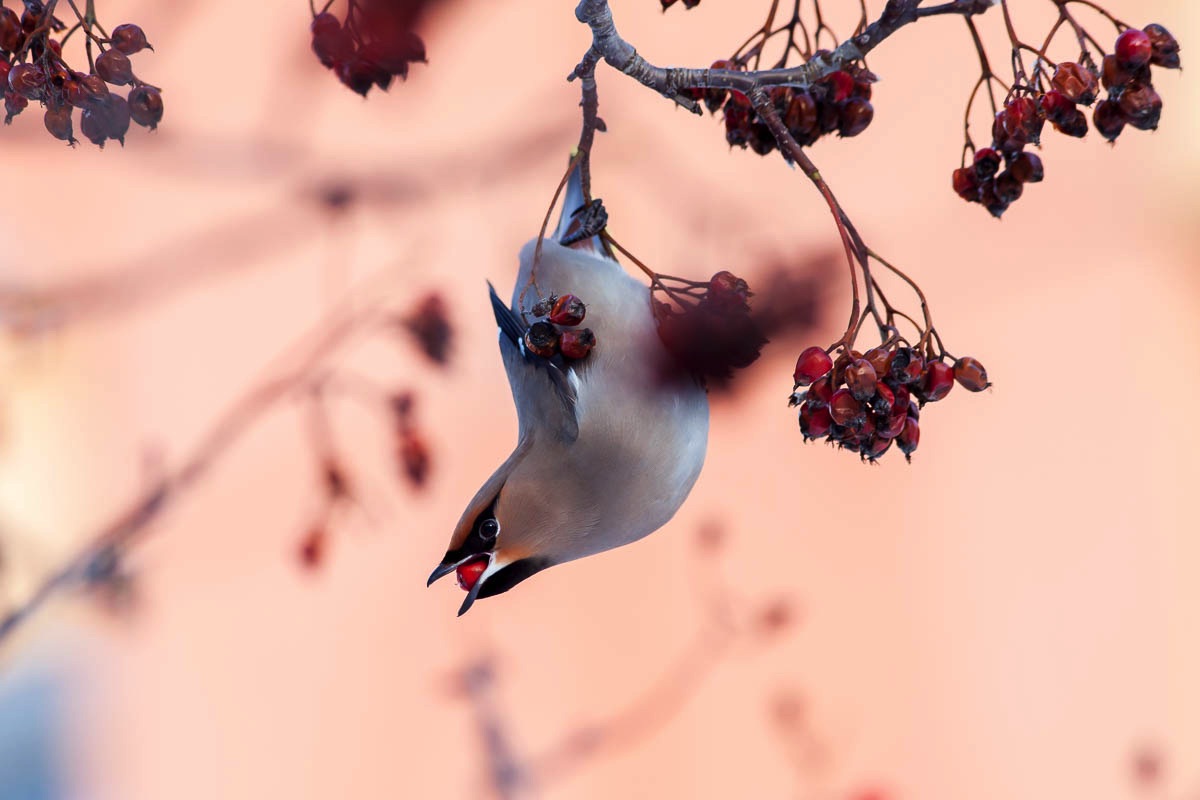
[[488, 282, 581, 443]]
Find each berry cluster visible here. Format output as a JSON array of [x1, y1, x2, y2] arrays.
[[1093, 25, 1180, 142], [2, 2, 160, 147], [652, 270, 766, 381], [953, 22, 1180, 217], [791, 344, 989, 462], [702, 60, 875, 156], [524, 293, 597, 361], [310, 1, 429, 97]]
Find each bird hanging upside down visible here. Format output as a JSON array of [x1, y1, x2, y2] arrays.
[[427, 167, 710, 615]]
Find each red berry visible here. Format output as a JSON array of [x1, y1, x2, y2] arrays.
[[864, 347, 893, 377], [0, 8, 20, 52], [952, 167, 980, 202], [705, 271, 750, 311], [920, 360, 955, 402], [4, 89, 28, 123], [973, 147, 1001, 179], [79, 104, 107, 145], [95, 49, 134, 86], [1143, 24, 1181, 70], [845, 358, 878, 401], [897, 418, 920, 461], [7, 63, 45, 100], [829, 388, 863, 426], [784, 91, 817, 138], [523, 321, 559, 359], [1053, 108, 1089, 138], [793, 346, 833, 386], [1009, 151, 1044, 183], [800, 404, 833, 440], [1039, 90, 1074, 125], [953, 357, 991, 391], [310, 12, 340, 38], [43, 105, 74, 144], [1118, 83, 1162, 131], [872, 381, 895, 415], [1051, 62, 1099, 105], [879, 407, 907, 439], [1101, 54, 1138, 91], [110, 23, 151, 55], [549, 293, 587, 326], [826, 70, 854, 102], [1093, 99, 1126, 141], [128, 86, 163, 130], [456, 558, 488, 592], [807, 376, 834, 408], [863, 436, 892, 461], [889, 347, 923, 385], [559, 328, 596, 360], [1115, 29, 1153, 70], [79, 73, 110, 102], [837, 97, 873, 138]]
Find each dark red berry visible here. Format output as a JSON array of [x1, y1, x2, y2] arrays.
[[1039, 90, 1075, 125], [826, 70, 854, 103], [1115, 29, 1153, 70], [128, 86, 163, 129], [1093, 99, 1126, 141], [953, 357, 990, 391], [920, 360, 955, 402], [1053, 108, 1089, 138], [0, 8, 20, 52], [793, 346, 833, 386], [1143, 24, 1181, 70], [864, 347, 893, 377], [549, 293, 587, 326], [7, 63, 45, 100], [79, 105, 107, 145], [110, 23, 150, 55], [95, 50, 134, 86], [800, 404, 834, 440], [43, 105, 74, 144], [1119, 83, 1162, 131], [79, 73, 110, 101], [889, 347, 923, 385], [559, 328, 596, 360], [897, 418, 920, 461], [784, 91, 817, 138], [872, 381, 895, 415], [994, 171, 1023, 203], [524, 321, 559, 358], [1009, 151, 1044, 183], [953, 167, 980, 202], [706, 271, 750, 312], [863, 436, 892, 461], [837, 97, 873, 138], [807, 376, 833, 408], [845, 358, 878, 401], [973, 148, 1001, 180], [1101, 54, 1139, 92], [1051, 62, 1099, 105], [829, 388, 863, 426], [311, 12, 340, 38]]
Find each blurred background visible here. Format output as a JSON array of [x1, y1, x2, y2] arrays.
[[1, 0, 1198, 798]]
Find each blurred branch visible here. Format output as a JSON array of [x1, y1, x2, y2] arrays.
[[0, 259, 417, 651]]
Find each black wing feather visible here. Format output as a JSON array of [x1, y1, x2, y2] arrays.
[[487, 282, 580, 441]]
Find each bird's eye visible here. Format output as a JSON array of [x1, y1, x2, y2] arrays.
[[479, 518, 500, 540]]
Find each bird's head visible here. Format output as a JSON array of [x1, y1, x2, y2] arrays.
[[427, 452, 573, 615]]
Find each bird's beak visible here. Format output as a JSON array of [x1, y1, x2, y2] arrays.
[[427, 552, 503, 616]]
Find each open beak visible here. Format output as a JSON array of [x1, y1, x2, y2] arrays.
[[427, 553, 497, 616]]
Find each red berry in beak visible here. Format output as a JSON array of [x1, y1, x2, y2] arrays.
[[793, 346, 833, 386], [1115, 29, 1153, 70], [456, 559, 488, 592], [549, 293, 587, 326]]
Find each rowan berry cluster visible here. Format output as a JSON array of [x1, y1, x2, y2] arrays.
[[702, 60, 876, 156], [953, 22, 1180, 217], [310, 1, 428, 97], [524, 293, 597, 361], [2, 1, 161, 147], [791, 344, 989, 463], [652, 270, 767, 381]]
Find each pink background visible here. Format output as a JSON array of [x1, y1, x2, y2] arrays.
[[1, 1, 1198, 798]]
